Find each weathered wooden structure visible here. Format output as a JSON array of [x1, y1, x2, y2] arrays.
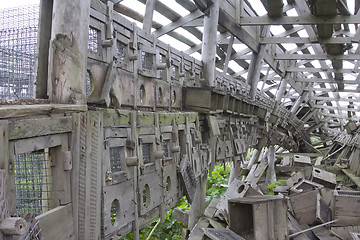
[[0, 0, 360, 239]]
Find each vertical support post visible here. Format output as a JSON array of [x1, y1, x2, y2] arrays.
[[246, 27, 269, 101], [201, 0, 220, 87], [143, 0, 156, 34], [35, 0, 53, 99], [265, 145, 276, 185], [48, 0, 90, 104], [130, 112, 140, 240]]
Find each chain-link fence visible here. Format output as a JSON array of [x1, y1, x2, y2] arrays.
[[0, 5, 39, 99]]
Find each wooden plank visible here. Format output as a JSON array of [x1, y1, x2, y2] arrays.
[[0, 104, 87, 119], [342, 169, 360, 189], [238, 15, 360, 25], [84, 111, 103, 240], [290, 190, 319, 225], [14, 134, 63, 155], [35, 0, 53, 98], [154, 10, 204, 37], [51, 134, 72, 206], [9, 116, 73, 140], [37, 204, 75, 240]]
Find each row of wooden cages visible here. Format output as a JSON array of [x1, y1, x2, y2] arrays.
[[85, 0, 310, 153], [0, 106, 261, 240], [328, 129, 360, 176], [86, 1, 284, 115]]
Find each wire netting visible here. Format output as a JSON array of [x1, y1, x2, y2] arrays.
[[14, 149, 52, 216], [141, 51, 153, 70], [142, 143, 151, 164], [0, 5, 39, 99], [88, 27, 98, 53], [110, 146, 122, 172]]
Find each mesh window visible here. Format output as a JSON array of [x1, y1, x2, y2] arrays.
[[162, 140, 170, 158], [88, 27, 98, 53], [14, 149, 52, 216], [142, 143, 152, 164], [116, 41, 126, 61], [110, 146, 122, 172], [0, 5, 39, 99], [171, 65, 177, 78], [86, 70, 91, 98], [141, 51, 153, 70]]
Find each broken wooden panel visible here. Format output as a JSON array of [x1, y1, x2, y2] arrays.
[[228, 195, 288, 240], [331, 226, 360, 240], [333, 190, 360, 226], [178, 156, 197, 203], [290, 189, 320, 225], [102, 180, 135, 238], [316, 194, 332, 223], [216, 140, 226, 161], [203, 228, 245, 240], [293, 154, 312, 167], [217, 178, 261, 216], [290, 179, 324, 194], [162, 164, 180, 209], [311, 167, 336, 189], [350, 232, 360, 240], [138, 170, 162, 216]]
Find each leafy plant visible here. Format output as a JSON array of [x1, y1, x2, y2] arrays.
[[206, 163, 231, 203], [120, 197, 188, 240], [266, 180, 287, 195], [120, 163, 231, 239]]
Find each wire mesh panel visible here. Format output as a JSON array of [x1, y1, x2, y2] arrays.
[[110, 146, 122, 172], [0, 5, 39, 99], [141, 51, 153, 70], [142, 143, 152, 164], [162, 139, 170, 158], [14, 149, 52, 216], [116, 41, 126, 61], [88, 27, 98, 53]]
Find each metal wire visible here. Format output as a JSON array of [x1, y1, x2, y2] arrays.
[[0, 5, 39, 99], [141, 51, 153, 70], [110, 146, 122, 172], [24, 218, 43, 240], [14, 149, 52, 216], [162, 140, 170, 158], [116, 41, 126, 61], [142, 143, 151, 164], [88, 27, 98, 53]]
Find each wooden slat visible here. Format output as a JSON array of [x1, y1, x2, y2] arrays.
[[37, 204, 75, 240], [9, 116, 73, 140], [238, 15, 360, 25], [0, 104, 87, 119], [14, 134, 63, 155]]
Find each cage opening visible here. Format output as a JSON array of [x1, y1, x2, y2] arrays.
[[14, 148, 52, 216]]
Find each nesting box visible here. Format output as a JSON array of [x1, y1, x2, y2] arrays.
[[311, 167, 336, 189], [293, 154, 311, 167], [333, 190, 360, 226], [228, 195, 288, 240]]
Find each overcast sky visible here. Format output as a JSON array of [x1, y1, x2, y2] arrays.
[[0, 0, 39, 9]]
